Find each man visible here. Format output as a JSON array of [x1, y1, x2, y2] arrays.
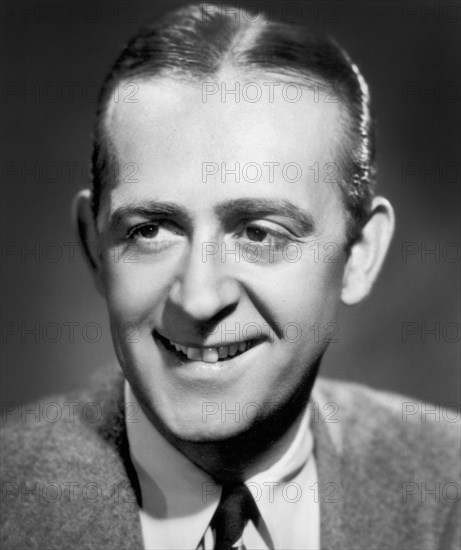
[[1, 4, 459, 549]]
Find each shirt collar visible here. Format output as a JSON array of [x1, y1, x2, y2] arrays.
[[125, 379, 313, 549]]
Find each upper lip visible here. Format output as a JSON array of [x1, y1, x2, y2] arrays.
[[154, 330, 262, 348]]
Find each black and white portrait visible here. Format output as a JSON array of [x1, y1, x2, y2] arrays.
[[1, 2, 460, 549]]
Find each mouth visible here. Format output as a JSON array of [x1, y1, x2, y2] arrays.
[[153, 330, 260, 364]]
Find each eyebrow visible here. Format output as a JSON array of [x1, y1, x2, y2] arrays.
[[108, 202, 191, 232], [108, 198, 315, 235], [215, 198, 316, 235]]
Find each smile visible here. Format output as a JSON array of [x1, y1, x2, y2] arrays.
[[154, 331, 258, 364]]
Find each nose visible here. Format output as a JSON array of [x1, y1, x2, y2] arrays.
[[168, 238, 241, 322]]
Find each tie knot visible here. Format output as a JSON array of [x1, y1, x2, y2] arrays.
[[211, 483, 259, 550]]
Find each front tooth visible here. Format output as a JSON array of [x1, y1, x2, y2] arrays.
[[202, 347, 219, 363], [229, 344, 238, 356], [173, 343, 182, 352], [187, 347, 201, 360], [218, 346, 229, 359], [238, 341, 246, 353], [180, 345, 188, 355]]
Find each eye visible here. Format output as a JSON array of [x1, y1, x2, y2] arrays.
[[238, 223, 291, 245], [246, 225, 269, 242], [126, 221, 185, 249], [131, 223, 160, 240]]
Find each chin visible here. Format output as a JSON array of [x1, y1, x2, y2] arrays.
[[143, 396, 260, 444], [165, 413, 256, 444]]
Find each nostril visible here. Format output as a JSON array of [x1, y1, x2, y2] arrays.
[[167, 265, 241, 325]]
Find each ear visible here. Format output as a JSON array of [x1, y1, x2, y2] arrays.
[[341, 196, 395, 305], [72, 189, 105, 296]]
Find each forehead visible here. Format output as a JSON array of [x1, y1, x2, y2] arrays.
[[102, 76, 346, 225], [106, 75, 343, 161]]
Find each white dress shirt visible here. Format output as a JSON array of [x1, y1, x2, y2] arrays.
[[125, 380, 320, 549]]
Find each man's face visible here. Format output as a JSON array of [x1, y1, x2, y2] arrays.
[[96, 76, 349, 442]]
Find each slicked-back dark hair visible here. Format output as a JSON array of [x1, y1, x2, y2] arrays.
[[92, 3, 376, 244]]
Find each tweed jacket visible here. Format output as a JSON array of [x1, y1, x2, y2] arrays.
[[1, 367, 460, 550]]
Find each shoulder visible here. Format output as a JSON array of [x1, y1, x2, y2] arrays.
[[313, 377, 460, 478], [1, 367, 125, 472], [0, 366, 142, 549], [312, 378, 460, 549]]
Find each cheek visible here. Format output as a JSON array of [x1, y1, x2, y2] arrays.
[[261, 252, 346, 329], [101, 261, 171, 321], [269, 261, 345, 387]]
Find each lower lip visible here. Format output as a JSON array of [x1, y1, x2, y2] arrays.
[[153, 332, 264, 378]]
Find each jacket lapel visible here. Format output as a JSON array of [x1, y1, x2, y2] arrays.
[[311, 397, 347, 550], [312, 379, 402, 550], [74, 367, 144, 549]]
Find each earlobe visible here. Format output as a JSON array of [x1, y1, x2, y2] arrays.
[[72, 189, 105, 295], [341, 196, 395, 305]]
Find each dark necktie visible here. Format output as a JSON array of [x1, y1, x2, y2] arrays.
[[211, 483, 259, 550]]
